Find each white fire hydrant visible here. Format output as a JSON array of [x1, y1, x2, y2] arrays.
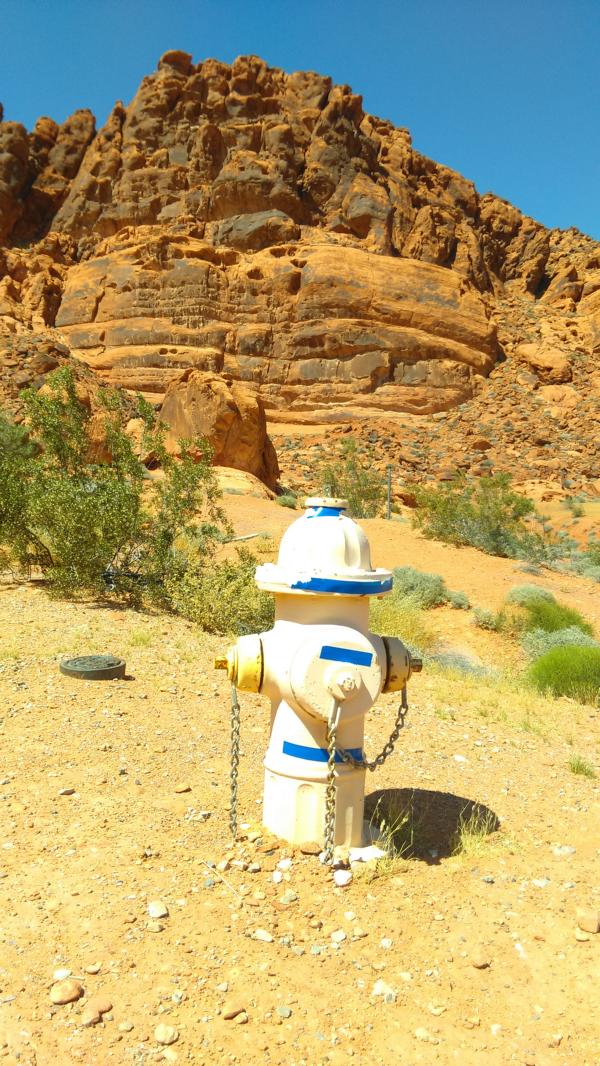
[[215, 498, 421, 852]]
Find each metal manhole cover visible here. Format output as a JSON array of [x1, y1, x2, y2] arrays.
[[60, 655, 126, 681]]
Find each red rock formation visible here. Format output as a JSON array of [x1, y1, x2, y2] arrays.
[[0, 52, 598, 487]]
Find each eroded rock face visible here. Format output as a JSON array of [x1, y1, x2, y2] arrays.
[[1, 52, 599, 483]]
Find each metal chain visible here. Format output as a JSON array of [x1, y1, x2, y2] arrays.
[[229, 682, 241, 840], [322, 687, 409, 865]]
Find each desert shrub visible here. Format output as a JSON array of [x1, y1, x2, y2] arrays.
[[391, 566, 469, 609], [0, 368, 227, 602], [412, 474, 561, 561], [369, 594, 437, 656], [528, 646, 600, 705], [568, 754, 596, 779], [506, 584, 555, 606], [522, 626, 599, 661], [166, 547, 274, 635], [318, 438, 385, 518], [522, 598, 593, 636], [472, 607, 502, 631], [276, 494, 297, 509]]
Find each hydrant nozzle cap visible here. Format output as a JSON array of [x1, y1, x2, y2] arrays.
[[304, 497, 348, 511]]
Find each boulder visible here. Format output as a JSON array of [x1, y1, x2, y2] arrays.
[[515, 343, 572, 384]]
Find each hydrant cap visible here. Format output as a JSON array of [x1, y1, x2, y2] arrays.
[[256, 497, 392, 597]]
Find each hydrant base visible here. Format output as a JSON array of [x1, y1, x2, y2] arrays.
[[262, 766, 366, 848]]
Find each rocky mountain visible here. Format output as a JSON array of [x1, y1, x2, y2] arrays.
[[0, 51, 598, 490]]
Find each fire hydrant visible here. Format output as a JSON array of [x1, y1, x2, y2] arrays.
[[215, 497, 421, 853]]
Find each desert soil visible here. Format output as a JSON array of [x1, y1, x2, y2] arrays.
[[0, 497, 599, 1066]]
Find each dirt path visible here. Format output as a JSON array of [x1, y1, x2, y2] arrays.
[[0, 502, 598, 1065]]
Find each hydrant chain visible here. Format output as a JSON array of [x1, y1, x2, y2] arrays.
[[229, 682, 241, 840], [336, 686, 409, 772], [323, 702, 342, 865]]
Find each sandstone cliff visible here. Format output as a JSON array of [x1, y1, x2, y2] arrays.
[[0, 52, 598, 487]]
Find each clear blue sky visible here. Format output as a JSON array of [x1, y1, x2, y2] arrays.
[[1, 0, 598, 239]]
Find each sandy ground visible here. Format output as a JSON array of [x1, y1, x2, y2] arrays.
[[0, 498, 599, 1066]]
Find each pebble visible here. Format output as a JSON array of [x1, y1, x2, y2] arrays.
[[380, 938, 393, 949], [331, 930, 346, 944], [470, 951, 491, 969], [277, 858, 292, 871], [272, 871, 283, 884], [575, 928, 590, 942], [147, 920, 164, 932], [576, 907, 600, 934], [277, 1006, 292, 1019], [299, 841, 321, 855], [333, 869, 352, 888], [280, 890, 298, 904], [415, 1027, 439, 1044], [552, 845, 576, 857], [52, 968, 72, 981], [253, 928, 274, 943], [58, 788, 76, 796], [247, 862, 261, 873], [235, 1011, 248, 1025], [80, 1006, 102, 1027], [148, 900, 169, 919], [50, 978, 84, 1005], [372, 980, 396, 1004], [223, 1004, 245, 1020], [86, 995, 112, 1016], [154, 1023, 179, 1046], [174, 784, 191, 793], [119, 1021, 134, 1033], [84, 962, 101, 975]]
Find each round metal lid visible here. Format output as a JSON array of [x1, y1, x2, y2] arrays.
[[60, 654, 126, 681]]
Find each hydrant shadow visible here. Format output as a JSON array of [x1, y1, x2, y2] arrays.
[[364, 787, 501, 864]]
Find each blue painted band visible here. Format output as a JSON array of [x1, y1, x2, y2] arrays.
[[320, 645, 373, 667], [290, 575, 393, 596], [282, 741, 363, 764], [306, 506, 343, 518]]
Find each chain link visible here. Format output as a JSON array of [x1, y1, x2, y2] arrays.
[[322, 687, 409, 865], [229, 682, 241, 841]]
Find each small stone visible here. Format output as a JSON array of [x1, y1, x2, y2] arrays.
[[277, 858, 292, 871], [299, 841, 321, 855], [372, 980, 396, 1004], [223, 1004, 245, 1021], [86, 995, 112, 1016], [119, 1021, 134, 1033], [84, 962, 101, 975], [331, 930, 346, 944], [174, 784, 191, 793], [333, 868, 352, 887], [575, 928, 590, 942], [415, 1027, 439, 1044], [352, 927, 368, 940], [247, 862, 261, 873], [147, 920, 164, 932], [576, 907, 600, 934], [52, 968, 72, 981], [154, 1023, 179, 1046], [548, 1033, 563, 1048], [277, 1006, 292, 1019], [50, 979, 84, 1005], [280, 890, 298, 905], [148, 900, 169, 919], [470, 951, 491, 969], [272, 870, 283, 884], [380, 937, 393, 949], [58, 788, 76, 796], [253, 928, 274, 943], [80, 1006, 101, 1027], [552, 844, 576, 857], [235, 1011, 248, 1025]]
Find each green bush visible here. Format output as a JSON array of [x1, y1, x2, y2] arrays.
[[506, 584, 555, 606], [472, 607, 502, 631], [318, 439, 385, 518], [0, 367, 227, 602], [276, 494, 297, 509], [522, 626, 599, 660], [412, 474, 561, 561], [369, 595, 437, 656], [166, 547, 274, 635], [528, 646, 600, 705], [390, 566, 469, 609], [522, 598, 593, 636]]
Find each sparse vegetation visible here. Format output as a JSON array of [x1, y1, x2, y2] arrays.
[[521, 626, 599, 661], [319, 438, 386, 518], [451, 806, 500, 857], [276, 493, 298, 509], [390, 566, 469, 610], [528, 646, 600, 705], [166, 546, 274, 635], [411, 474, 564, 561], [506, 584, 555, 606], [472, 607, 502, 631], [369, 594, 437, 655], [567, 754, 597, 779]]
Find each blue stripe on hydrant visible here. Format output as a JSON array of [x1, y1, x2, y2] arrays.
[[319, 645, 373, 667], [282, 741, 364, 764], [290, 576, 393, 595], [306, 506, 343, 518]]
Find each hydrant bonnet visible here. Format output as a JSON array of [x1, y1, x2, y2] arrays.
[[256, 497, 393, 596]]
